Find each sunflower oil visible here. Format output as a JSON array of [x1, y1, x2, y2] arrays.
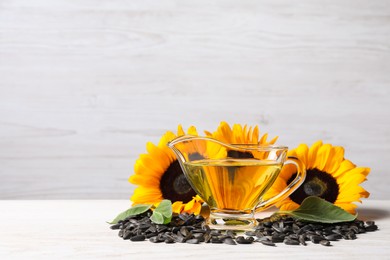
[[183, 159, 282, 212]]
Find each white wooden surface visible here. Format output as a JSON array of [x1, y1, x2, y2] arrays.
[[0, 200, 389, 260], [0, 0, 389, 199]]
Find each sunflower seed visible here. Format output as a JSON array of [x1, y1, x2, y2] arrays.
[[204, 233, 211, 243], [110, 223, 121, 230], [236, 236, 253, 244], [110, 211, 379, 246], [149, 236, 163, 243], [284, 238, 300, 245], [271, 234, 285, 243], [260, 240, 276, 247], [211, 237, 223, 244], [224, 238, 237, 245], [298, 235, 307, 246], [325, 234, 341, 241], [245, 231, 257, 236], [122, 230, 132, 240], [310, 235, 324, 244], [366, 225, 378, 232], [130, 235, 146, 242], [186, 238, 200, 244], [320, 240, 331, 246]]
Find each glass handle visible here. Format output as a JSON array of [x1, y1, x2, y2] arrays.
[[256, 156, 306, 211]]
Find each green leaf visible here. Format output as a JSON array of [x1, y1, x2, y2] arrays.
[[150, 211, 164, 224], [154, 200, 172, 218], [274, 196, 357, 223], [150, 200, 173, 225], [108, 204, 152, 224]]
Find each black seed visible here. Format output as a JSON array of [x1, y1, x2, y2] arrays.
[[284, 238, 300, 245], [157, 226, 168, 233], [298, 235, 307, 246], [366, 225, 378, 232], [122, 230, 132, 240], [147, 225, 157, 233], [165, 237, 175, 244], [224, 238, 237, 245], [186, 238, 200, 244], [204, 233, 211, 243], [110, 223, 121, 230], [202, 224, 211, 232], [192, 233, 205, 242], [320, 240, 331, 246], [130, 235, 146, 242], [173, 234, 185, 243], [149, 236, 163, 243], [310, 235, 324, 244], [255, 231, 264, 238], [325, 234, 341, 241], [146, 232, 158, 239], [332, 229, 343, 235], [211, 237, 223, 244], [271, 234, 285, 243], [118, 230, 124, 238], [226, 230, 236, 239], [260, 240, 276, 247], [366, 220, 375, 226], [292, 223, 300, 232], [358, 228, 366, 233], [263, 221, 273, 227], [297, 225, 312, 235], [210, 230, 221, 236], [192, 229, 206, 234], [236, 236, 253, 244], [257, 236, 271, 242], [245, 231, 257, 236], [272, 223, 283, 233]]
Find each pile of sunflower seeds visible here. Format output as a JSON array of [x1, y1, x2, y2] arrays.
[[110, 210, 378, 246]]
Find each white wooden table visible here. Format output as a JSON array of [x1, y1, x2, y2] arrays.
[[0, 200, 389, 260]]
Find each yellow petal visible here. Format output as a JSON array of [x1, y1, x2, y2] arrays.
[[172, 201, 184, 214], [187, 126, 198, 135], [308, 140, 323, 169], [158, 131, 176, 147], [269, 136, 278, 144], [146, 142, 171, 164], [259, 133, 268, 144], [252, 126, 259, 143], [129, 174, 160, 187], [324, 146, 345, 173], [131, 187, 162, 205], [177, 125, 185, 136], [332, 159, 356, 178], [277, 200, 300, 211], [294, 144, 309, 166], [314, 144, 332, 171]]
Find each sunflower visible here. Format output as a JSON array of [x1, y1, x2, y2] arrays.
[[129, 125, 203, 215], [264, 140, 370, 214], [205, 121, 278, 145]]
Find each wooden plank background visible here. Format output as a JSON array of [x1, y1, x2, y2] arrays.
[[0, 0, 389, 199]]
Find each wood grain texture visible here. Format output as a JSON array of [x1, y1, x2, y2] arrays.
[[0, 0, 389, 199], [0, 200, 389, 259]]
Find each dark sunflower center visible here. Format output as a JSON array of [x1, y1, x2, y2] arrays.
[[227, 150, 254, 159], [287, 168, 339, 204], [159, 159, 196, 203]]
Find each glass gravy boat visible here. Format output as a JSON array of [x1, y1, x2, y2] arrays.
[[168, 135, 306, 231]]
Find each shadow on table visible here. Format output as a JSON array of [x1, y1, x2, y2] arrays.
[[358, 208, 390, 220]]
